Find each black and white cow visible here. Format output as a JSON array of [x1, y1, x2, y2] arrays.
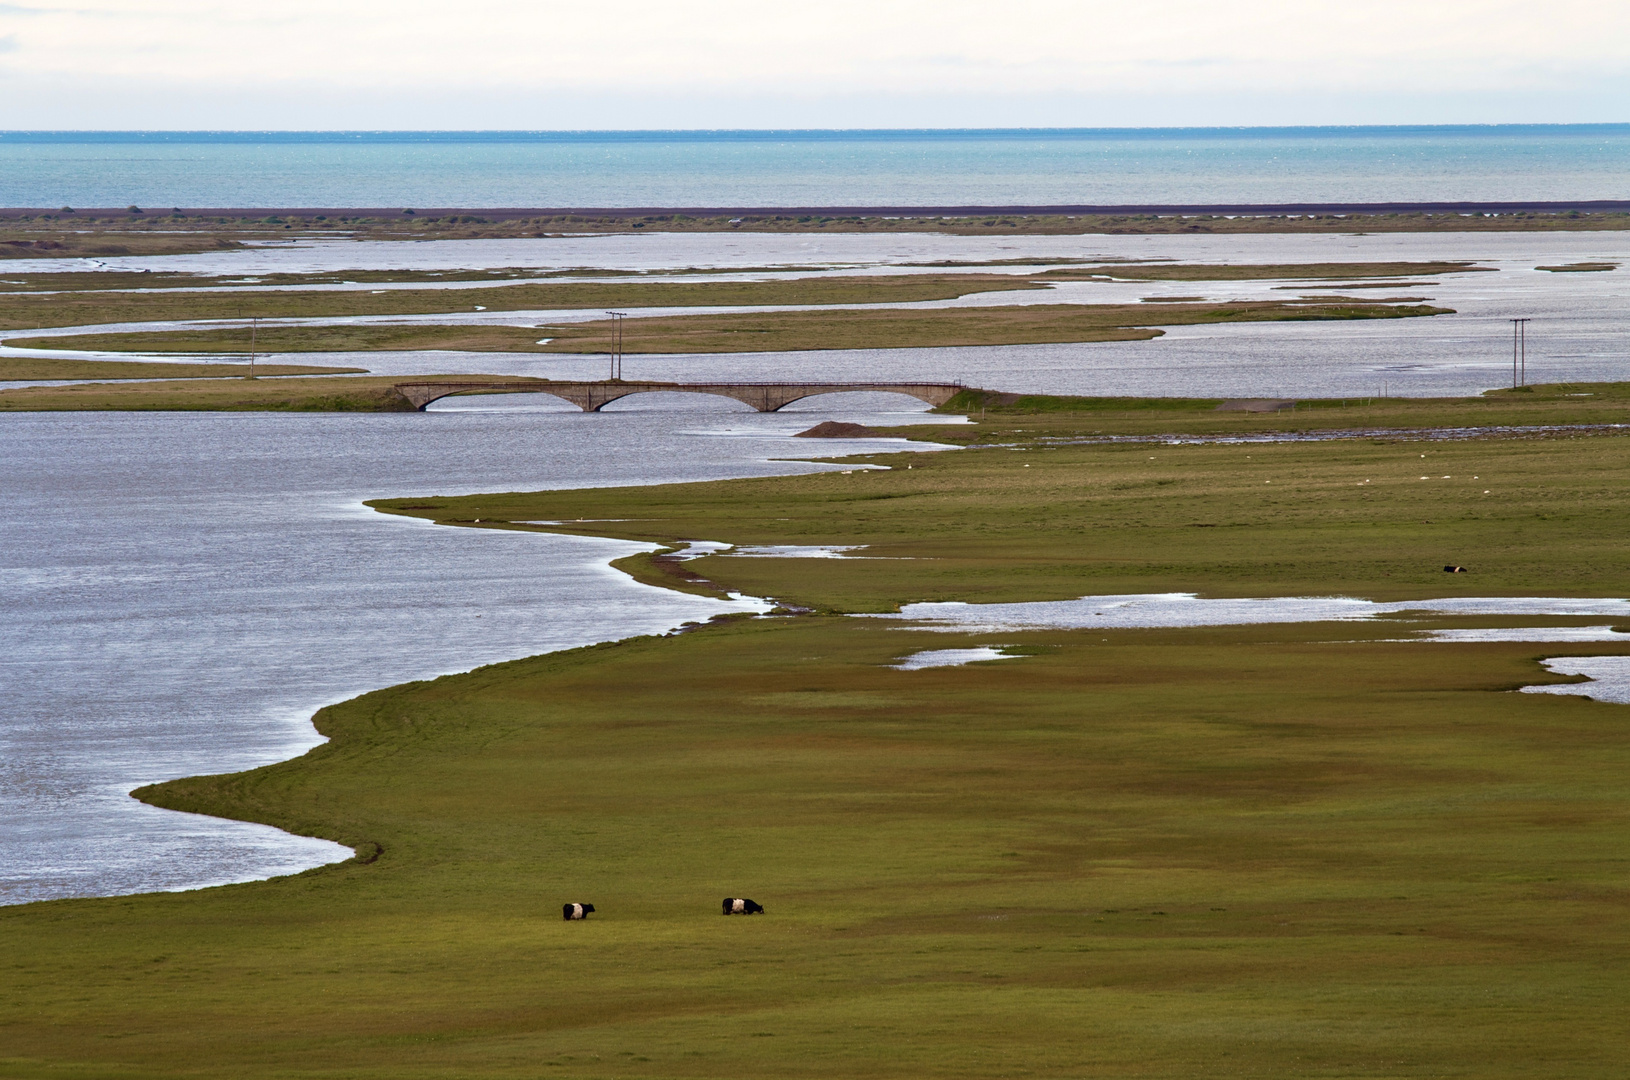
[[722, 897, 764, 915], [563, 902, 595, 920]]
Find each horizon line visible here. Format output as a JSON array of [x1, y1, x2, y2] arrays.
[[6, 201, 1627, 216], [2, 122, 1628, 140]]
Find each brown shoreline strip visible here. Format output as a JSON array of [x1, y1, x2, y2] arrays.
[[3, 201, 1629, 219]]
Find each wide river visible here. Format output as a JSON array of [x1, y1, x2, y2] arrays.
[[4, 227, 1628, 904], [0, 396, 947, 905]]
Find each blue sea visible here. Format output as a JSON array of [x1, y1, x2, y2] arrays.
[[1, 126, 1626, 209]]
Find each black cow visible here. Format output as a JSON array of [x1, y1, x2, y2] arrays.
[[1444, 565, 1467, 573], [722, 897, 764, 915], [563, 902, 595, 920]]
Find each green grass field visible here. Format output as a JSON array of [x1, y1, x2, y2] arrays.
[[0, 374, 427, 412], [3, 392, 1629, 1078], [924, 381, 1630, 439], [0, 358, 367, 381]]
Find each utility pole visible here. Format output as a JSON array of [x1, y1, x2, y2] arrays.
[[1509, 318, 1530, 388], [249, 317, 258, 379], [606, 311, 626, 380]]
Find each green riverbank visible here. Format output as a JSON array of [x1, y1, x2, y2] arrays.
[[3, 400, 1629, 1078]]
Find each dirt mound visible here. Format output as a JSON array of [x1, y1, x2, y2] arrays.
[[794, 421, 878, 438]]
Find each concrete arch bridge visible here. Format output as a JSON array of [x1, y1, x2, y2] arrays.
[[392, 379, 965, 413]]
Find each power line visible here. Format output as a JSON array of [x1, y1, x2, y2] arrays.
[[1509, 318, 1531, 388], [606, 311, 626, 380]]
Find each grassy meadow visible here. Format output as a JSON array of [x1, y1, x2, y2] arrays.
[[0, 358, 366, 381], [3, 389, 1629, 1078], [929, 381, 1630, 439], [0, 374, 429, 412], [378, 402, 1630, 607]]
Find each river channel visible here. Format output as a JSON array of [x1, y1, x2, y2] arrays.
[[0, 395, 947, 905]]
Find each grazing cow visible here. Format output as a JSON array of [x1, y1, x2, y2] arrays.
[[722, 897, 764, 915], [563, 902, 595, 920], [1444, 565, 1467, 573]]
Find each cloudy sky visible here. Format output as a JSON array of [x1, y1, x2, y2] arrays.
[[1, 0, 1625, 129]]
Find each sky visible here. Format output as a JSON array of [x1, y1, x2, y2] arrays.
[[0, 0, 1625, 129]]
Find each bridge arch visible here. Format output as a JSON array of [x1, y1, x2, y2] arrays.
[[752, 386, 954, 411], [394, 380, 964, 413]]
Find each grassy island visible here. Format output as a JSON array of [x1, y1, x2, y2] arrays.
[[3, 386, 1629, 1078], [9, 300, 1451, 359]]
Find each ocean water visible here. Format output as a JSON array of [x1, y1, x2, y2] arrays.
[[1, 127, 1627, 208]]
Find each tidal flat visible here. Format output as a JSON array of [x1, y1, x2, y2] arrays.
[[4, 229, 1623, 402], [9, 299, 1451, 360], [0, 262, 1476, 333], [4, 393, 1630, 1078]]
